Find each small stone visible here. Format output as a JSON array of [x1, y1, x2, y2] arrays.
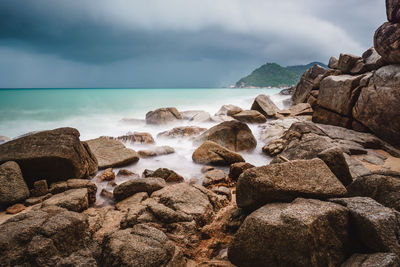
[[30, 180, 49, 197], [100, 189, 113, 200], [229, 162, 255, 181], [6, 203, 26, 214], [97, 168, 115, 182], [142, 169, 154, 178], [117, 169, 135, 176], [150, 168, 184, 183], [201, 166, 215, 173], [202, 170, 229, 187]]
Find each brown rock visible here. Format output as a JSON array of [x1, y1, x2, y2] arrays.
[[362, 47, 387, 71], [386, 0, 400, 22], [192, 141, 245, 166], [181, 110, 211, 123], [201, 166, 215, 173], [232, 110, 267, 123], [157, 126, 207, 139], [329, 56, 339, 69], [228, 198, 351, 267], [138, 146, 175, 158], [30, 179, 49, 197], [215, 104, 243, 116], [117, 132, 155, 144], [202, 169, 229, 187], [113, 177, 166, 201], [97, 168, 115, 182], [338, 53, 363, 74], [100, 189, 113, 200], [251, 94, 280, 118], [41, 188, 90, 212], [289, 103, 313, 116], [0, 128, 97, 186], [86, 137, 139, 169], [318, 147, 353, 186], [313, 106, 352, 128], [0, 161, 29, 209], [24, 193, 52, 206], [236, 159, 347, 211], [145, 107, 182, 124], [194, 121, 257, 151], [228, 162, 254, 181], [292, 64, 327, 104], [374, 22, 400, 64], [341, 253, 400, 267], [150, 168, 184, 183], [117, 169, 136, 176], [6, 203, 26, 214]]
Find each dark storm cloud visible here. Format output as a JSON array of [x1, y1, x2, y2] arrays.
[[0, 0, 386, 87]]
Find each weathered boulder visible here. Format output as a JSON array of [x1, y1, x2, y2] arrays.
[[113, 177, 166, 201], [229, 162, 254, 181], [341, 253, 400, 267], [289, 102, 313, 116], [42, 188, 90, 212], [0, 206, 91, 266], [150, 168, 184, 183], [347, 171, 400, 211], [318, 147, 353, 186], [338, 53, 367, 74], [181, 110, 211, 123], [362, 47, 387, 71], [86, 137, 139, 169], [232, 110, 266, 123], [215, 104, 243, 116], [353, 65, 400, 147], [329, 56, 339, 69], [0, 128, 97, 186], [374, 22, 400, 64], [117, 132, 155, 144], [138, 146, 175, 158], [228, 198, 351, 267], [0, 161, 29, 209], [331, 197, 400, 256], [101, 224, 177, 267], [157, 126, 207, 139], [192, 141, 245, 166], [50, 179, 97, 205], [194, 121, 257, 151], [236, 159, 347, 211], [202, 169, 229, 187], [251, 94, 280, 118], [292, 64, 327, 104], [386, 0, 400, 22], [145, 107, 182, 124]]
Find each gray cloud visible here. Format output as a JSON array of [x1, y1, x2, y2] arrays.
[[0, 0, 386, 88]]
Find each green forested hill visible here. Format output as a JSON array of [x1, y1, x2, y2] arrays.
[[235, 62, 327, 88]]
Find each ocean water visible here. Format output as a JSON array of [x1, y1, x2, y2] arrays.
[[0, 88, 289, 203]]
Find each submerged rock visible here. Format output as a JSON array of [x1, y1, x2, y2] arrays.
[[181, 110, 211, 123], [146, 107, 182, 124], [192, 141, 245, 166], [138, 146, 175, 158], [194, 121, 257, 151], [0, 161, 29, 209], [228, 198, 351, 267], [236, 158, 347, 211], [86, 137, 139, 169], [0, 127, 98, 186], [157, 126, 207, 139], [117, 132, 155, 144]]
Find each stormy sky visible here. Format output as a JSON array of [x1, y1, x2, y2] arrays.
[[0, 0, 386, 88]]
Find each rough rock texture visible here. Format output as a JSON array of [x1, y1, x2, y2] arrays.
[[374, 22, 400, 64], [228, 198, 351, 267], [232, 110, 266, 123], [50, 179, 97, 205], [362, 47, 387, 71], [101, 224, 178, 267], [30, 179, 49, 197], [97, 168, 115, 182], [0, 206, 92, 266], [86, 137, 139, 169], [330, 197, 400, 256], [117, 132, 155, 144], [194, 121, 257, 152], [42, 188, 90, 212], [318, 147, 353, 186], [5, 203, 26, 214], [138, 146, 175, 158], [292, 64, 327, 104], [146, 107, 182, 124], [202, 169, 229, 187], [0, 161, 29, 209], [215, 105, 243, 116], [353, 65, 400, 147], [289, 103, 313, 116], [192, 141, 245, 166], [181, 110, 211, 123], [337, 54, 366, 74], [0, 128, 97, 186], [236, 158, 347, 211], [386, 0, 400, 22], [113, 177, 166, 201], [329, 56, 339, 69], [313, 106, 352, 128], [251, 94, 280, 118], [150, 168, 184, 183], [157, 126, 207, 139], [229, 162, 254, 181], [347, 171, 400, 211], [341, 253, 400, 267]]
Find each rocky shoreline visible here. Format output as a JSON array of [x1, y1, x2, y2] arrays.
[[1, 2, 400, 266]]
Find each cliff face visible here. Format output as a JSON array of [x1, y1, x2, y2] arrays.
[[291, 5, 400, 148]]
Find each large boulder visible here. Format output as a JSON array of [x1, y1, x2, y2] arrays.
[[0, 128, 97, 186], [228, 198, 351, 267], [0, 206, 91, 266], [342, 253, 400, 267], [353, 65, 400, 147], [101, 224, 177, 267], [232, 110, 266, 123], [0, 161, 29, 209], [86, 137, 139, 169], [386, 0, 400, 22], [157, 126, 207, 139], [331, 197, 400, 256], [192, 141, 245, 166], [113, 177, 166, 201], [145, 107, 182, 124], [236, 158, 347, 211], [251, 94, 280, 118], [291, 64, 327, 104], [194, 121, 257, 151], [374, 22, 400, 64]]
